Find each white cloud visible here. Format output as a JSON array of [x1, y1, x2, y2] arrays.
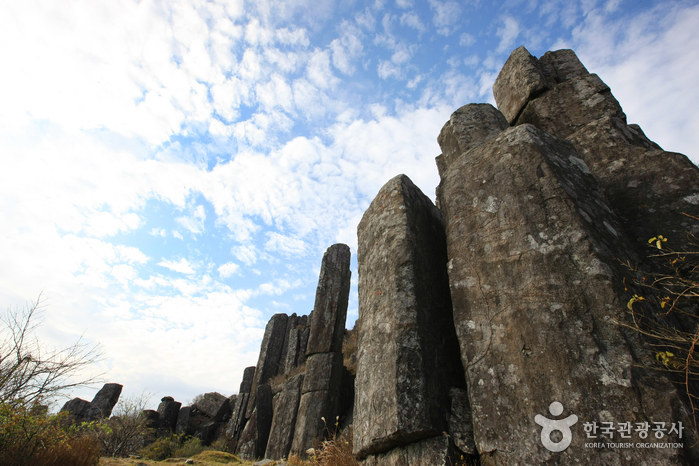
[[218, 262, 240, 278], [150, 228, 167, 237], [459, 32, 476, 47], [265, 232, 308, 257], [173, 231, 185, 240], [562, 2, 699, 162], [400, 13, 427, 34], [429, 0, 462, 36], [329, 21, 364, 75], [158, 258, 196, 275], [176, 205, 206, 235], [496, 16, 521, 53], [233, 245, 258, 266], [307, 49, 339, 89]]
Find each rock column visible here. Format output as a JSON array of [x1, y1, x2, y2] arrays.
[[436, 103, 689, 465], [291, 244, 351, 457], [354, 174, 468, 464]]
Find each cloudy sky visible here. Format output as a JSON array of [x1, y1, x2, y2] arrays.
[[1, 0, 698, 409]]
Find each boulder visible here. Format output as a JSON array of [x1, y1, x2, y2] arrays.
[[436, 103, 509, 177], [492, 45, 550, 123], [353, 174, 467, 460], [265, 374, 305, 460], [60, 397, 91, 421], [176, 406, 193, 436], [157, 396, 181, 433], [246, 314, 289, 419], [86, 383, 122, 420], [197, 392, 231, 422], [305, 244, 351, 356], [436, 112, 689, 464]]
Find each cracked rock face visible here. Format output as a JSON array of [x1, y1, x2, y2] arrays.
[[354, 174, 467, 461], [436, 106, 688, 464], [494, 46, 699, 258]]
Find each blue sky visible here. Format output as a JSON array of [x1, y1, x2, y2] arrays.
[[1, 0, 698, 410]]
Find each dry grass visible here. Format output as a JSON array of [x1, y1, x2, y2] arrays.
[[268, 362, 307, 389]]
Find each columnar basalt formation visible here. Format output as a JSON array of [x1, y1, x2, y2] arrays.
[[354, 175, 468, 464], [436, 104, 690, 463], [495, 46, 699, 258], [290, 244, 351, 458], [265, 373, 304, 459], [71, 46, 699, 465], [245, 313, 290, 420]]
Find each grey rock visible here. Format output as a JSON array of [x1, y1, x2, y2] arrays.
[[492, 45, 550, 123], [305, 244, 351, 356], [157, 396, 182, 433], [278, 314, 300, 376], [538, 48, 589, 85], [436, 119, 688, 464], [240, 366, 256, 394], [237, 384, 273, 461], [447, 388, 476, 455], [86, 383, 122, 420], [290, 389, 339, 457], [498, 46, 699, 328], [197, 392, 231, 422], [436, 103, 509, 177], [60, 397, 91, 421], [142, 409, 159, 429], [354, 174, 467, 460], [301, 352, 342, 393], [176, 406, 193, 436], [360, 435, 457, 466], [265, 374, 305, 460], [246, 314, 289, 419]]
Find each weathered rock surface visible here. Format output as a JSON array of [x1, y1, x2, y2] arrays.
[[157, 396, 182, 433], [246, 314, 289, 419], [447, 388, 476, 456], [354, 174, 467, 460], [60, 397, 92, 421], [176, 406, 193, 436], [436, 103, 509, 177], [265, 373, 304, 460], [492, 45, 550, 123], [86, 383, 122, 420], [238, 384, 273, 461], [224, 366, 256, 449], [305, 244, 351, 356], [360, 436, 458, 466], [197, 392, 231, 422], [494, 46, 699, 258], [436, 108, 689, 464]]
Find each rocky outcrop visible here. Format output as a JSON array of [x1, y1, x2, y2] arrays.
[[246, 314, 290, 420], [436, 100, 690, 463], [496, 46, 699, 259], [265, 373, 304, 460], [290, 244, 351, 458], [82, 46, 699, 465], [354, 175, 468, 463], [157, 396, 182, 433], [86, 383, 123, 420], [60, 383, 123, 422], [238, 384, 273, 460]]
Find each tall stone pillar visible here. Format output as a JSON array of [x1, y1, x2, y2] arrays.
[[353, 174, 468, 464]]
